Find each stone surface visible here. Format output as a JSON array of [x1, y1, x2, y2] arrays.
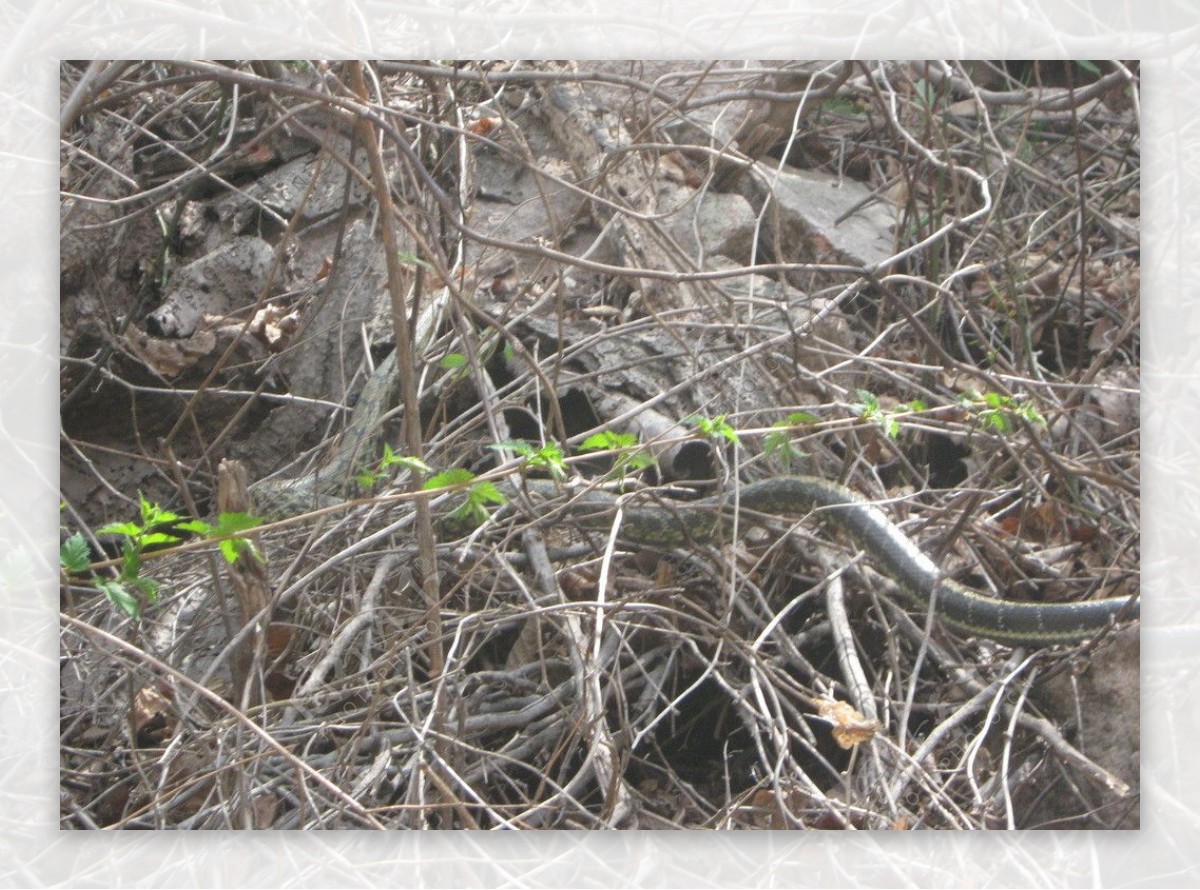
[[147, 235, 275, 338], [748, 161, 898, 271]]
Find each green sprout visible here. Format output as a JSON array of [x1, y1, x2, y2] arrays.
[[356, 444, 433, 492], [579, 430, 656, 476], [957, 389, 1046, 435], [852, 390, 925, 440], [686, 414, 741, 447], [763, 411, 820, 471], [62, 495, 264, 620], [490, 439, 568, 481], [424, 468, 507, 525]]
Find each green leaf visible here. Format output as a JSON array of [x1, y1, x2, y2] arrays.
[[819, 96, 865, 117], [581, 429, 657, 476], [426, 467, 477, 490], [1074, 60, 1102, 76], [218, 536, 261, 565], [913, 78, 936, 110], [358, 446, 433, 492], [854, 390, 880, 415], [763, 429, 808, 471], [957, 388, 1045, 436], [1021, 404, 1047, 427], [492, 439, 536, 457], [138, 495, 179, 528], [380, 448, 433, 475], [490, 439, 566, 479], [190, 511, 266, 565], [210, 512, 264, 536], [447, 498, 486, 524], [853, 390, 912, 438], [776, 411, 820, 426], [618, 451, 656, 473], [580, 430, 639, 453], [439, 353, 467, 370], [984, 412, 1012, 433], [448, 481, 508, 524], [60, 533, 92, 574], [117, 539, 141, 578], [397, 252, 433, 270], [129, 574, 159, 604], [470, 481, 507, 505], [96, 578, 141, 620], [138, 529, 187, 549], [174, 519, 214, 537], [425, 468, 512, 526], [688, 414, 741, 446], [95, 521, 142, 538]]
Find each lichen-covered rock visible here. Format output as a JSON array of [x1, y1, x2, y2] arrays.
[[147, 236, 275, 337]]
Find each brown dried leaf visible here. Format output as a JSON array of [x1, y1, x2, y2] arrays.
[[251, 792, 282, 829], [818, 699, 879, 750], [131, 683, 176, 748], [122, 326, 216, 377], [468, 116, 501, 137]]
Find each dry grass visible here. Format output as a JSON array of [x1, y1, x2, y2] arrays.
[[60, 60, 1140, 829]]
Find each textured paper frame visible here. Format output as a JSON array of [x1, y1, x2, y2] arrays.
[[9, 2, 1193, 885]]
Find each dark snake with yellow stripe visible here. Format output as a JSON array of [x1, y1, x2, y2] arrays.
[[507, 476, 1139, 648], [249, 353, 1136, 648]]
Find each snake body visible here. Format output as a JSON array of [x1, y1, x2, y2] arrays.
[[247, 350, 1136, 648], [511, 476, 1138, 648]]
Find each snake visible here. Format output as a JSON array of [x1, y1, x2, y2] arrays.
[[503, 476, 1139, 649], [246, 352, 1137, 648]]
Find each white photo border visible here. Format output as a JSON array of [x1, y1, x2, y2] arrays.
[[15, 2, 1193, 885]]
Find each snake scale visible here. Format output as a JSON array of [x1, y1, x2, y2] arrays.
[[248, 352, 1138, 649]]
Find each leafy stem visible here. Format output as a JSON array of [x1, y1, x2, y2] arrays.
[[424, 468, 506, 525], [356, 444, 433, 492], [61, 495, 264, 620], [852, 389, 926, 440], [763, 411, 820, 471], [957, 389, 1046, 434], [490, 439, 568, 481], [579, 430, 656, 477], [686, 414, 741, 446]]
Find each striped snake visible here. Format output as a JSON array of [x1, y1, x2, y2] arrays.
[[507, 476, 1138, 648], [248, 354, 1137, 648]]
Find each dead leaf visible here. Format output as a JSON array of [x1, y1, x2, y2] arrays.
[[246, 302, 298, 350], [251, 792, 282, 828], [131, 683, 177, 747], [122, 327, 216, 377], [468, 116, 501, 137], [818, 699, 879, 749]]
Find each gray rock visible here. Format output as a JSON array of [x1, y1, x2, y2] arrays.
[[749, 162, 897, 271], [147, 236, 275, 337], [216, 134, 372, 235], [660, 183, 756, 262]]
